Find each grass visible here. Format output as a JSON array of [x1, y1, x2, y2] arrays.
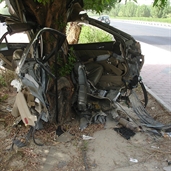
[[111, 17, 171, 24], [0, 68, 15, 89], [78, 25, 113, 44], [0, 68, 15, 102]]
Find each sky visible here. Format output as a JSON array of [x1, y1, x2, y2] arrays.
[[0, 1, 5, 8], [120, 0, 154, 6], [136, 0, 154, 5], [0, 1, 9, 15]]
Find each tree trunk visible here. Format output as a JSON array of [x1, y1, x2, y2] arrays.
[[21, 0, 76, 124], [67, 22, 82, 44]]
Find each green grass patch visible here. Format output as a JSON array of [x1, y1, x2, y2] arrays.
[[0, 69, 15, 88], [79, 25, 113, 44], [0, 93, 8, 102], [0, 74, 6, 87]]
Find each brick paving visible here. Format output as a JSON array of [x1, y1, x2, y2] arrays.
[[141, 64, 171, 111], [140, 42, 171, 112]]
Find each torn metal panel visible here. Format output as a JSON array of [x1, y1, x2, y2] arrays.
[[15, 91, 37, 126], [11, 101, 20, 117], [130, 91, 164, 127]]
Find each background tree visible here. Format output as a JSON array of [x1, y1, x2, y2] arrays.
[[110, 3, 121, 17], [108, 0, 170, 18], [161, 0, 171, 17], [151, 5, 163, 18], [124, 2, 137, 17], [136, 5, 150, 17], [118, 4, 126, 17]]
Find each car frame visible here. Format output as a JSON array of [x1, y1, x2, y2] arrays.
[[0, 4, 144, 126], [0, 1, 154, 141]]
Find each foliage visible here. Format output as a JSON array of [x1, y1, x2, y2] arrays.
[[84, 0, 118, 13], [160, 0, 171, 17], [136, 5, 151, 17], [78, 25, 113, 43], [108, 1, 171, 18], [34, 0, 118, 13], [124, 2, 137, 17], [110, 3, 122, 17], [57, 47, 77, 76], [34, 0, 169, 10], [0, 0, 169, 14], [35, 0, 50, 5], [151, 5, 163, 18], [153, 0, 168, 8]]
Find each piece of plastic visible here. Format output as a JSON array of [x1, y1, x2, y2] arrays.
[[82, 135, 95, 140], [130, 158, 138, 163]]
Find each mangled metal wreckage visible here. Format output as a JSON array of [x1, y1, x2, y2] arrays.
[[0, 1, 170, 146]]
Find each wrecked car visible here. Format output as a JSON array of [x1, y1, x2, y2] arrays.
[[1, 1, 170, 146]]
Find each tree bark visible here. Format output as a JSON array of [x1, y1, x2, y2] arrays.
[[23, 0, 67, 31], [67, 22, 82, 44], [21, 0, 76, 124]]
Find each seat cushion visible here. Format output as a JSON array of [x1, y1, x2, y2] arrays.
[[85, 63, 103, 86]]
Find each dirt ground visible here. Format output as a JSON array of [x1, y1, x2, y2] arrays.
[[0, 86, 171, 171]]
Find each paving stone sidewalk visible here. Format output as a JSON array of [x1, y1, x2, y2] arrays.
[[140, 42, 171, 112]]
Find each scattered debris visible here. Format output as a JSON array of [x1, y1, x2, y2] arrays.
[[82, 135, 95, 140], [129, 158, 138, 163], [151, 146, 159, 149], [92, 110, 107, 124], [12, 116, 22, 126], [56, 125, 65, 136], [151, 107, 155, 110], [113, 109, 141, 132], [0, 118, 5, 122], [166, 160, 171, 165], [79, 115, 91, 131], [162, 132, 171, 138], [56, 132, 73, 143], [114, 126, 135, 140], [11, 79, 21, 92]]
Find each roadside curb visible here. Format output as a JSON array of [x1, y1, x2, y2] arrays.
[[112, 19, 171, 28], [145, 84, 171, 112]]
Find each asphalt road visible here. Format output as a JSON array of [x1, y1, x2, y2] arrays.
[[110, 19, 171, 52]]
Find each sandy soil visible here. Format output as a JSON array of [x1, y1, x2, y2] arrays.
[[0, 87, 171, 171]]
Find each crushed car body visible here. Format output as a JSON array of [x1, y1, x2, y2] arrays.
[[0, 1, 171, 146]]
